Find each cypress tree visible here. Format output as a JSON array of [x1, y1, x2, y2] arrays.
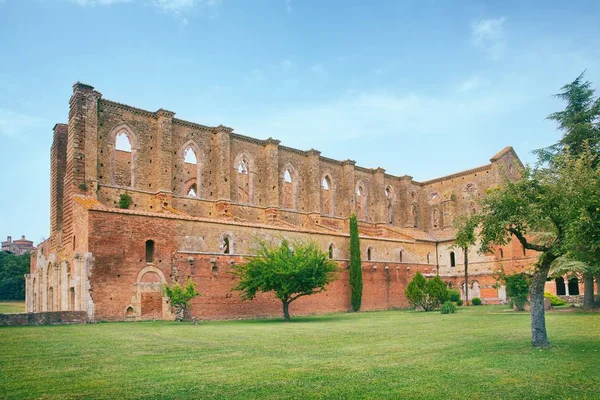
[[349, 214, 363, 311]]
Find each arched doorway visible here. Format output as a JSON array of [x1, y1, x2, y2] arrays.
[[555, 277, 566, 296], [132, 266, 171, 320], [568, 277, 580, 295]]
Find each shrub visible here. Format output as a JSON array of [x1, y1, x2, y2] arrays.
[[404, 272, 448, 311], [504, 273, 530, 311], [544, 292, 567, 306], [447, 289, 461, 302], [119, 193, 133, 209], [440, 301, 456, 314], [163, 277, 200, 321], [456, 299, 463, 306], [472, 297, 482, 306]]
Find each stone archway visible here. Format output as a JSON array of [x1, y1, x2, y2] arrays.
[[129, 266, 173, 320]]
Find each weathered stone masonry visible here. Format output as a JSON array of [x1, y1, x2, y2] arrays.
[[27, 82, 541, 321]]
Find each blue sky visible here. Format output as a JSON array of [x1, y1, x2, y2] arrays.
[[1, 0, 599, 243]]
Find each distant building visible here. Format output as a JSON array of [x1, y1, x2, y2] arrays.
[[1, 236, 36, 255]]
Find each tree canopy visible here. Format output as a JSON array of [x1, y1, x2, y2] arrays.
[[233, 238, 338, 321], [0, 252, 30, 301], [535, 71, 600, 164]]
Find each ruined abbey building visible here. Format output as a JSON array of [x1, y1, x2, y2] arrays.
[[27, 82, 536, 321]]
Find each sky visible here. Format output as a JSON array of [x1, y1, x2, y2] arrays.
[[1, 0, 599, 244]]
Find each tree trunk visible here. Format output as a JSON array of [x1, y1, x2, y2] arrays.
[[583, 273, 595, 310], [282, 301, 291, 322], [530, 262, 551, 348], [463, 247, 469, 303]]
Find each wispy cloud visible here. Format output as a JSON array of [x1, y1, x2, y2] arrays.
[[457, 75, 489, 92], [310, 64, 324, 74], [70, 0, 132, 5], [0, 109, 46, 138], [471, 17, 506, 61], [70, 0, 221, 21], [285, 0, 292, 12]]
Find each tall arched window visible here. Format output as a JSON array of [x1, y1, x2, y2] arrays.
[[328, 243, 334, 259], [145, 240, 155, 263], [427, 252, 431, 264], [223, 236, 230, 254], [356, 183, 367, 220], [184, 146, 199, 197], [385, 186, 394, 224], [237, 158, 250, 204], [399, 250, 403, 262], [450, 251, 456, 267], [321, 176, 333, 215], [412, 203, 418, 227], [499, 248, 504, 259], [282, 169, 294, 209], [367, 247, 372, 261], [114, 132, 133, 187], [432, 208, 440, 228]]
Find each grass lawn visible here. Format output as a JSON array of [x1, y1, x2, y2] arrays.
[[0, 302, 25, 314], [1, 306, 599, 399]]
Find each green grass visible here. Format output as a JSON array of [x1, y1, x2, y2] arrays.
[[0, 301, 25, 314], [1, 306, 599, 399]]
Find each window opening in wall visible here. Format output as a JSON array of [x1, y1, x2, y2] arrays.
[[237, 158, 250, 203], [145, 240, 155, 263], [450, 251, 456, 267], [432, 208, 440, 228], [399, 250, 403, 262], [187, 184, 197, 197], [282, 168, 294, 209], [184, 148, 197, 164], [223, 237, 230, 254], [115, 132, 132, 152], [367, 247, 372, 261], [427, 252, 431, 264], [322, 176, 332, 215], [328, 244, 334, 259], [499, 248, 504, 259], [356, 185, 367, 220]]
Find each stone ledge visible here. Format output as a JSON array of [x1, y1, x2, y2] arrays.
[[0, 311, 87, 326]]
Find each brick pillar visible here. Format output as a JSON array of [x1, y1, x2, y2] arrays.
[[50, 124, 67, 250], [373, 167, 386, 223], [155, 109, 175, 193], [264, 138, 280, 208], [342, 159, 356, 217], [63, 83, 101, 255], [215, 125, 232, 201], [306, 149, 321, 214]]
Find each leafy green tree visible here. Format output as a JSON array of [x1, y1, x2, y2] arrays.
[[405, 272, 448, 311], [349, 214, 363, 312], [535, 71, 600, 164], [163, 277, 200, 321], [233, 238, 337, 322], [454, 214, 480, 303], [473, 159, 581, 346], [0, 252, 30, 300]]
